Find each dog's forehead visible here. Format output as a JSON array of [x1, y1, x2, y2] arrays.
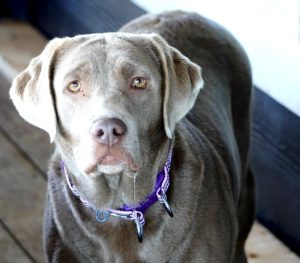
[[68, 33, 151, 61], [56, 33, 157, 79], [55, 33, 159, 86]]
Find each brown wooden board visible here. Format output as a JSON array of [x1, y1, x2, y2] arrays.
[[0, 130, 46, 262], [0, 222, 32, 263], [0, 21, 47, 74], [246, 222, 300, 263], [0, 73, 52, 175]]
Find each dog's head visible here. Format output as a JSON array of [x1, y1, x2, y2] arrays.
[[10, 33, 203, 177]]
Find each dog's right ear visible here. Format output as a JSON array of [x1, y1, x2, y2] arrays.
[[9, 38, 65, 143]]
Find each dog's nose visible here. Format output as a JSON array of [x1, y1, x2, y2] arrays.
[[90, 118, 127, 145]]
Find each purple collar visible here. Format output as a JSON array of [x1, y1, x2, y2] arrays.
[[61, 141, 174, 243]]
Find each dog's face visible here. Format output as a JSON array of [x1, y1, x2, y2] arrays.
[[10, 33, 203, 178], [53, 34, 164, 176]]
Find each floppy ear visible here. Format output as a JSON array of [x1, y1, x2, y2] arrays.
[[9, 38, 65, 143], [149, 34, 204, 139]]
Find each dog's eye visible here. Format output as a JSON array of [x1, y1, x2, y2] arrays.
[[131, 77, 147, 89], [67, 81, 81, 93]]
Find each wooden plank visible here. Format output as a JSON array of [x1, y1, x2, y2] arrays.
[[0, 21, 51, 173], [0, 220, 33, 263], [0, 21, 50, 262], [0, 21, 47, 74], [0, 72, 52, 174], [0, 131, 46, 263], [246, 222, 300, 263]]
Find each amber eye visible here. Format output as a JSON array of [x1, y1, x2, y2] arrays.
[[131, 77, 147, 89], [67, 80, 81, 93]]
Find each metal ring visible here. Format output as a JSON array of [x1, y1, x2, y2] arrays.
[[96, 210, 111, 223], [156, 188, 164, 202]]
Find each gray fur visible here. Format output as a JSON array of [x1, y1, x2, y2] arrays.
[[10, 11, 254, 263]]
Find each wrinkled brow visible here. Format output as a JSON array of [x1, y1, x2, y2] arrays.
[[119, 62, 137, 76], [63, 62, 90, 81], [115, 61, 152, 80]]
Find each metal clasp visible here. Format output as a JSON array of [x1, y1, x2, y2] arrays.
[[133, 211, 144, 243], [157, 189, 174, 218]]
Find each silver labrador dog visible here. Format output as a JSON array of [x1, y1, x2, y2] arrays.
[[10, 11, 254, 263]]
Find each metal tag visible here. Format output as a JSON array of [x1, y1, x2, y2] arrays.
[[133, 211, 144, 243], [160, 193, 174, 218], [96, 210, 111, 223]]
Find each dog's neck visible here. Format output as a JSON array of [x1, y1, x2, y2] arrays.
[[60, 141, 171, 211]]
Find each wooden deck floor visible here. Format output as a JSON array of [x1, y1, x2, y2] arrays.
[[0, 21, 299, 263]]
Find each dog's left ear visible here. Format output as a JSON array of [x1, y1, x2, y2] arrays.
[[149, 34, 204, 139], [9, 38, 65, 143]]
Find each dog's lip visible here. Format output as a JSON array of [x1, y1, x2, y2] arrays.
[[84, 150, 140, 175], [101, 155, 122, 165]]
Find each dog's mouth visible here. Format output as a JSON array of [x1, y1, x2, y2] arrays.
[[101, 154, 123, 166], [84, 146, 140, 175]]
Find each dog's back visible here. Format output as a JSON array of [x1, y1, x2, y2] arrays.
[[121, 11, 254, 262]]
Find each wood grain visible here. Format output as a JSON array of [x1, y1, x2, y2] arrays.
[[246, 222, 300, 263], [0, 21, 52, 174], [0, 21, 47, 73], [0, 222, 32, 263], [0, 71, 52, 175], [0, 131, 46, 263]]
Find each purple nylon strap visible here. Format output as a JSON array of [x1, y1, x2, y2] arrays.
[[61, 141, 174, 242]]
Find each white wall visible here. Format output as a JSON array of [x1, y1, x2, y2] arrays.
[[133, 0, 300, 116]]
